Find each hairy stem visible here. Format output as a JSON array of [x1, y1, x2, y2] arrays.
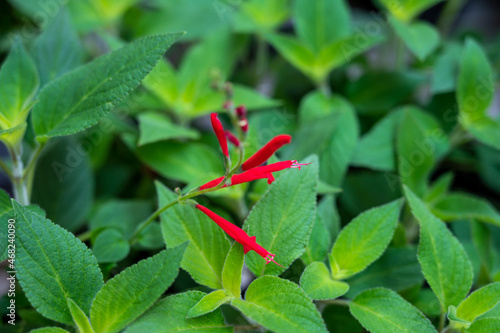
[[10, 145, 29, 206]]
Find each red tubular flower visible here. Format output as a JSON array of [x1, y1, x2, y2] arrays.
[[211, 113, 229, 157], [235, 105, 248, 132], [225, 131, 240, 147], [242, 135, 292, 171], [196, 204, 281, 266]]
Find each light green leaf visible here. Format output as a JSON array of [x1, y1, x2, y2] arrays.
[[90, 243, 187, 333], [125, 291, 232, 333], [294, 0, 351, 52], [457, 39, 498, 150], [424, 172, 454, 204], [13, 201, 103, 325], [244, 156, 318, 276], [137, 112, 199, 146], [467, 318, 500, 333], [236, 0, 289, 32], [300, 262, 349, 300], [396, 106, 449, 196], [350, 288, 438, 333], [187, 290, 233, 319], [389, 16, 440, 61], [0, 37, 39, 147], [142, 58, 178, 107], [379, 0, 444, 22], [404, 186, 473, 310], [222, 242, 244, 298], [432, 192, 500, 226], [456, 283, 500, 324], [301, 209, 331, 265], [157, 183, 230, 289], [92, 229, 130, 263], [67, 298, 94, 333], [448, 305, 471, 328], [352, 110, 402, 171], [31, 8, 84, 87], [330, 199, 403, 279], [29, 328, 71, 333], [232, 276, 328, 333], [31, 137, 93, 231], [32, 33, 182, 139]]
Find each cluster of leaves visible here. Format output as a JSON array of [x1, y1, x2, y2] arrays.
[[1, 0, 500, 332]]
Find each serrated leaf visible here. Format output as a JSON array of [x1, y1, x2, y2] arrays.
[[300, 262, 349, 300], [157, 183, 230, 289], [456, 283, 500, 323], [404, 186, 473, 310], [329, 199, 403, 279], [31, 8, 84, 87], [222, 242, 244, 297], [187, 290, 233, 319], [137, 112, 199, 146], [244, 156, 318, 276], [90, 243, 187, 333], [92, 229, 130, 263], [457, 39, 499, 150], [432, 192, 500, 227], [67, 298, 94, 333], [467, 318, 500, 333], [293, 0, 351, 53], [125, 291, 232, 333], [350, 288, 438, 333], [13, 201, 103, 325], [232, 276, 328, 333], [389, 17, 440, 61], [32, 33, 182, 139], [0, 37, 39, 146]]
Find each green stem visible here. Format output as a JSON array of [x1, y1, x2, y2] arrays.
[[256, 34, 268, 80], [9, 145, 29, 205], [318, 77, 332, 97], [23, 142, 45, 179], [439, 311, 446, 332], [322, 299, 351, 307], [437, 0, 466, 36]]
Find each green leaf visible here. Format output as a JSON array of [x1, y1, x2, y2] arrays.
[[404, 186, 473, 310], [432, 192, 500, 226], [157, 183, 230, 289], [137, 112, 200, 146], [300, 262, 349, 300], [32, 33, 182, 139], [317, 194, 340, 242], [244, 156, 318, 276], [235, 0, 289, 32], [345, 246, 424, 298], [222, 242, 244, 298], [330, 199, 403, 279], [92, 229, 130, 263], [125, 291, 232, 333], [0, 37, 39, 147], [31, 137, 93, 231], [293, 0, 351, 52], [301, 208, 331, 265], [187, 290, 233, 319], [13, 201, 103, 325], [456, 283, 500, 324], [396, 106, 449, 196], [389, 16, 440, 61], [31, 8, 84, 87], [90, 243, 187, 333], [432, 42, 461, 94], [67, 298, 94, 333], [467, 318, 500, 333], [29, 328, 71, 333], [424, 172, 454, 204], [379, 0, 444, 22], [352, 110, 402, 171], [457, 39, 499, 150], [350, 288, 438, 333], [232, 276, 328, 333]]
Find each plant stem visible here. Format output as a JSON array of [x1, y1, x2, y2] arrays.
[[322, 299, 351, 307], [319, 77, 332, 97], [256, 34, 268, 81], [9, 145, 29, 205], [439, 311, 446, 332], [437, 0, 466, 37]]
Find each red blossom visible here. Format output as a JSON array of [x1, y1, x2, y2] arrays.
[[242, 135, 292, 171], [196, 204, 281, 266], [211, 113, 229, 157], [225, 131, 240, 147], [235, 105, 248, 132]]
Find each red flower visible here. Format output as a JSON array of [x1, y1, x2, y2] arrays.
[[225, 130, 240, 147], [199, 160, 309, 190], [211, 113, 229, 157], [235, 105, 248, 132], [196, 204, 281, 266], [242, 135, 292, 171]]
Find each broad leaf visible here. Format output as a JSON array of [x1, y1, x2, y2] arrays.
[[301, 209, 331, 265], [92, 229, 129, 263], [67, 298, 94, 333], [350, 288, 438, 333], [187, 290, 233, 318], [424, 172, 454, 204], [222, 242, 244, 297], [157, 183, 230, 289], [300, 262, 349, 300], [137, 112, 199, 146], [232, 276, 328, 333], [467, 318, 500, 333], [32, 33, 182, 139], [13, 201, 103, 325], [125, 291, 232, 333], [329, 199, 403, 279], [29, 328, 71, 333], [404, 186, 473, 310], [90, 243, 187, 333], [455, 283, 500, 324], [244, 156, 318, 276], [389, 16, 440, 61]]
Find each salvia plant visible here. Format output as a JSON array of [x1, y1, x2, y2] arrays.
[[0, 0, 500, 332]]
